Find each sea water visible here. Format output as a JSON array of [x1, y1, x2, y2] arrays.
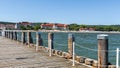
[[17, 32, 120, 65]]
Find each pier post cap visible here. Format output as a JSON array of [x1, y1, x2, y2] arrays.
[[68, 34, 75, 41], [48, 33, 54, 37], [68, 33, 73, 38], [97, 34, 108, 39]]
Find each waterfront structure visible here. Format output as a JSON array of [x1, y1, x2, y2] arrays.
[[2, 30, 117, 68], [0, 34, 90, 68], [41, 23, 69, 30], [15, 22, 33, 29], [0, 23, 15, 30]]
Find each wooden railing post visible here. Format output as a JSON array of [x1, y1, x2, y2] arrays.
[[48, 33, 54, 56], [116, 48, 119, 68], [6, 31, 7, 38], [5, 31, 7, 38], [10, 31, 12, 39], [72, 35, 75, 66], [13, 31, 16, 40], [11, 32, 13, 40], [15, 32, 17, 41], [5, 31, 6, 37], [17, 32, 19, 41], [13, 31, 15, 40], [6, 31, 8, 38], [36, 32, 41, 51], [7, 31, 9, 38], [27, 31, 31, 47], [2, 30, 5, 37], [8, 31, 10, 38], [9, 31, 11, 39], [68, 34, 74, 57], [21, 31, 25, 44], [97, 34, 109, 68]]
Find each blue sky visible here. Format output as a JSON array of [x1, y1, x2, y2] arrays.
[[0, 0, 120, 25]]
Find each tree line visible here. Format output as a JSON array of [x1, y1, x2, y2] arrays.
[[21, 23, 120, 31], [20, 24, 41, 30], [69, 23, 120, 31], [1, 21, 120, 31]]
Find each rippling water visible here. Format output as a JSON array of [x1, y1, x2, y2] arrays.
[[17, 32, 120, 65]]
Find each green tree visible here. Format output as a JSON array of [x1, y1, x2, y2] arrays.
[[79, 24, 87, 28], [26, 25, 33, 30], [104, 26, 113, 31], [20, 25, 26, 30], [69, 23, 80, 31], [33, 25, 41, 31]]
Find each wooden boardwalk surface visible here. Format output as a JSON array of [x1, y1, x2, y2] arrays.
[[0, 36, 90, 68]]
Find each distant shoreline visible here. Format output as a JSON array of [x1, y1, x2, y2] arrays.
[[2, 30, 120, 34], [38, 30, 120, 34]]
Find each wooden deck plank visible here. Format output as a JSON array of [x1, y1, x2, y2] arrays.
[[0, 36, 90, 68]]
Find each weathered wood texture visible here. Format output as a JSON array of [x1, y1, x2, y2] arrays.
[[36, 32, 41, 51], [27, 31, 32, 46], [97, 34, 108, 68], [0, 36, 90, 68], [68, 34, 73, 57], [48, 33, 54, 49], [21, 32, 25, 44]]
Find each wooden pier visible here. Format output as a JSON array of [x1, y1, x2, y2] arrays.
[[0, 36, 90, 68], [0, 30, 117, 68]]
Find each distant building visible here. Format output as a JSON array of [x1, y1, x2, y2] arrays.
[[15, 22, 32, 29], [0, 24, 15, 30], [5, 24, 15, 29], [41, 23, 69, 30], [79, 27, 95, 31], [0, 24, 5, 30]]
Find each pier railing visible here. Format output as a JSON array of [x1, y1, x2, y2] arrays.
[[2, 30, 119, 68]]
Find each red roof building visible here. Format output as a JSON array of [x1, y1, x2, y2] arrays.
[[41, 23, 69, 30], [19, 22, 31, 27], [15, 22, 33, 29], [5, 24, 15, 29], [0, 24, 15, 30]]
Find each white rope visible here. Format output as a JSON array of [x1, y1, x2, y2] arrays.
[[75, 43, 116, 52], [15, 33, 117, 53], [53, 41, 66, 47]]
